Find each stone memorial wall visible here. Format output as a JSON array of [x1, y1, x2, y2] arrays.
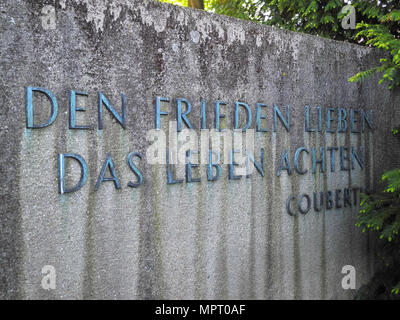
[[1, 0, 400, 299]]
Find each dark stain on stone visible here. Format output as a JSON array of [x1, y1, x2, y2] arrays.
[[82, 131, 98, 299]]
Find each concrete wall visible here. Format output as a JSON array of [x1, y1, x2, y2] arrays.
[[1, 0, 399, 299]]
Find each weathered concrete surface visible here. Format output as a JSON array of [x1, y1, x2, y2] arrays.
[[1, 0, 399, 299]]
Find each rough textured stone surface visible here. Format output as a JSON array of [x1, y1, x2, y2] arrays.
[[1, 0, 399, 299]]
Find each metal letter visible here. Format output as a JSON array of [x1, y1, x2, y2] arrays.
[[155, 96, 169, 130], [214, 101, 226, 131], [26, 86, 58, 128], [98, 92, 126, 130], [294, 147, 309, 174], [127, 152, 144, 187], [273, 105, 290, 132], [176, 98, 193, 132], [58, 153, 88, 194], [256, 103, 268, 132], [95, 153, 121, 190], [277, 149, 292, 176], [234, 101, 252, 131], [69, 90, 90, 129]]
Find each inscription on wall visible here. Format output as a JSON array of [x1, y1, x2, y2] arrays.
[[25, 86, 374, 215]]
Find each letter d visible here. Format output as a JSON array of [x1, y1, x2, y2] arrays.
[[58, 153, 88, 194], [26, 86, 58, 128]]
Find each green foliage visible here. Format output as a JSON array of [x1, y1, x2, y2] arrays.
[[208, 1, 387, 41], [158, 0, 188, 7], [357, 169, 400, 241], [392, 284, 400, 295], [349, 7, 400, 89], [207, 0, 264, 21], [356, 166, 400, 296], [258, 0, 354, 40]]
